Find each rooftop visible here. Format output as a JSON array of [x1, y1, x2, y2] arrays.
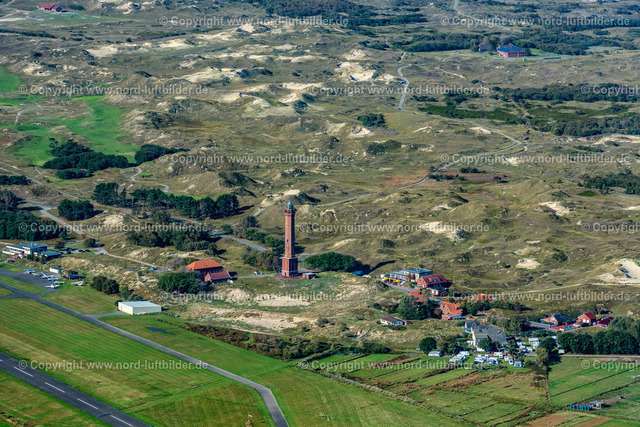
[[119, 301, 162, 308]]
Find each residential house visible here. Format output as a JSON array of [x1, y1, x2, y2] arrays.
[[577, 312, 597, 326], [440, 302, 463, 320], [417, 274, 451, 289], [541, 313, 573, 326], [380, 317, 409, 326], [186, 259, 231, 284], [409, 290, 426, 303], [464, 319, 480, 334], [596, 316, 613, 328], [496, 43, 527, 58], [478, 43, 492, 53], [471, 324, 507, 349]]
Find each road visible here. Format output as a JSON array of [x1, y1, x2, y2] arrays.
[[0, 350, 148, 427], [0, 271, 289, 427]]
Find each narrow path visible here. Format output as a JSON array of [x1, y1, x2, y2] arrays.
[[0, 272, 289, 427]]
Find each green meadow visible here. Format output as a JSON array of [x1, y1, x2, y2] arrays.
[[0, 299, 273, 426]]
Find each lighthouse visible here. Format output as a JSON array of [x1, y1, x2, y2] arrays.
[[281, 200, 299, 278]]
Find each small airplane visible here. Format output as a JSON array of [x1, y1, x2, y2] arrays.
[[46, 284, 59, 288]]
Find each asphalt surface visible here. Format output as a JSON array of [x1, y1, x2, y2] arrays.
[[0, 350, 148, 427], [0, 269, 289, 427]]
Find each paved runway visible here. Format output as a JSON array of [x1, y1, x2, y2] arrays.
[[0, 269, 289, 427], [0, 350, 148, 427]]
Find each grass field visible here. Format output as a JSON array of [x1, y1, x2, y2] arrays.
[[0, 276, 43, 293], [0, 299, 273, 426], [43, 285, 119, 314], [549, 357, 639, 406], [597, 380, 640, 421], [103, 315, 471, 426], [11, 96, 138, 165], [0, 288, 11, 297], [0, 67, 20, 94], [0, 370, 104, 426]]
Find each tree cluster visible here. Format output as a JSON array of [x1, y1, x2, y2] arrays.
[[157, 272, 201, 293], [304, 252, 360, 272], [0, 175, 30, 185], [90, 275, 120, 294], [58, 199, 95, 221]]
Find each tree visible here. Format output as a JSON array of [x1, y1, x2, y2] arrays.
[[397, 296, 435, 320], [58, 200, 95, 221], [420, 337, 437, 354], [157, 272, 200, 293], [536, 347, 550, 366], [83, 238, 96, 248], [478, 338, 496, 352], [90, 275, 120, 294], [540, 337, 556, 352]]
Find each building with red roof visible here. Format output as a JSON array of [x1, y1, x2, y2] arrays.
[[596, 316, 613, 328], [417, 274, 451, 289], [440, 302, 463, 320], [186, 259, 230, 283], [409, 290, 426, 303], [577, 312, 597, 326]]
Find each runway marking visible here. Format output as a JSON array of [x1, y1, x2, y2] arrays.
[[110, 415, 134, 426], [77, 398, 100, 410], [14, 367, 33, 377], [45, 382, 65, 393]]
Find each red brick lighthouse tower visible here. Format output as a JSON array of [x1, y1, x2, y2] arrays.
[[281, 200, 299, 278]]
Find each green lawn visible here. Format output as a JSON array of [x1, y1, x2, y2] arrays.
[[0, 300, 273, 426], [0, 276, 43, 293], [104, 315, 471, 426], [0, 288, 12, 297], [43, 284, 119, 314], [0, 370, 104, 426], [549, 357, 639, 406]]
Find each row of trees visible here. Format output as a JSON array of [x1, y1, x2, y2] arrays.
[[93, 183, 239, 220], [0, 175, 30, 185], [498, 83, 640, 103], [580, 171, 640, 194], [559, 317, 640, 355], [126, 228, 216, 253]]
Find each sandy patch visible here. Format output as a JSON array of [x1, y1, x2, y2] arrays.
[[471, 126, 491, 134], [418, 221, 462, 241], [539, 202, 571, 216], [335, 62, 379, 82], [619, 259, 640, 280], [516, 258, 540, 269], [349, 126, 372, 138], [102, 213, 125, 228]]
